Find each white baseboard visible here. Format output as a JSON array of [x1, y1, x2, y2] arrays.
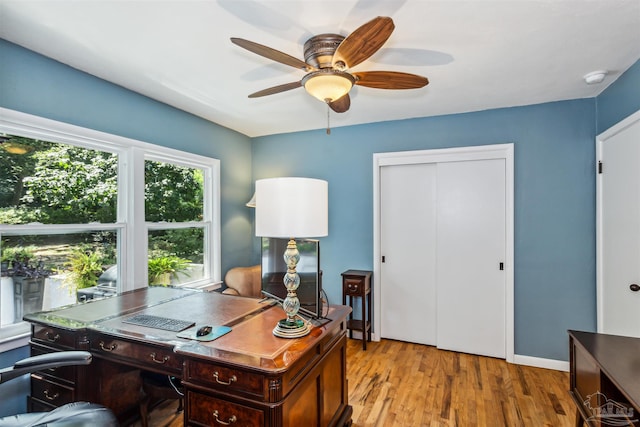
[[513, 354, 569, 372], [364, 334, 569, 372]]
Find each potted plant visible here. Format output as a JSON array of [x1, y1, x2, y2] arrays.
[[148, 256, 191, 286], [64, 249, 104, 295], [1, 252, 10, 273], [1, 246, 36, 275], [2, 246, 52, 320]]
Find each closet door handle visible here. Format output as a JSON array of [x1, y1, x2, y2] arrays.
[[630, 284, 640, 292]]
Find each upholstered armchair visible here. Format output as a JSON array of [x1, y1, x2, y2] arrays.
[[221, 265, 262, 298]]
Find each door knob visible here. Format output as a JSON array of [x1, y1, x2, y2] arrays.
[[630, 284, 640, 292]]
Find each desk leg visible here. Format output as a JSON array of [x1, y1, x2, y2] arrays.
[[575, 408, 584, 427]]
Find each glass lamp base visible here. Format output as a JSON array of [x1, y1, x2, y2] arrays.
[[273, 318, 311, 338]]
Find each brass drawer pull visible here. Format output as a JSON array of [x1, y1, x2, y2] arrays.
[[99, 341, 117, 352], [150, 352, 169, 364], [43, 390, 59, 401], [213, 371, 237, 386], [212, 410, 237, 425], [45, 331, 60, 342]]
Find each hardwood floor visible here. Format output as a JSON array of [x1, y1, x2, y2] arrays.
[[129, 399, 183, 427], [136, 338, 575, 427], [347, 338, 574, 427]]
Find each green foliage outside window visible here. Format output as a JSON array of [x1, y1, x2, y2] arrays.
[[145, 160, 204, 223], [1, 135, 206, 288], [0, 137, 117, 224], [1, 136, 205, 228]]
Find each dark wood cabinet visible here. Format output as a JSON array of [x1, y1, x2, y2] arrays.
[[569, 330, 640, 427], [342, 270, 372, 350]]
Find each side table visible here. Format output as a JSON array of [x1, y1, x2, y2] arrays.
[[341, 270, 372, 350]]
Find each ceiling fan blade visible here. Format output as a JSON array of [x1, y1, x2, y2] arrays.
[[329, 94, 351, 113], [248, 81, 302, 98], [353, 71, 429, 89], [332, 16, 395, 70], [231, 38, 314, 71]]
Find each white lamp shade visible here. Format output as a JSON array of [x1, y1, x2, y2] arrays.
[[255, 177, 328, 238]]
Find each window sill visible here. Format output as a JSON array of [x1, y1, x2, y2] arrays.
[[0, 322, 30, 353]]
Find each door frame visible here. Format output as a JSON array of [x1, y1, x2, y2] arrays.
[[596, 109, 640, 333], [373, 143, 515, 362]]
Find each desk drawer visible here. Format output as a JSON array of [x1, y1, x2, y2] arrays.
[[188, 390, 264, 426], [28, 396, 56, 412], [30, 345, 76, 386], [32, 325, 77, 349], [186, 360, 265, 398], [31, 374, 75, 407], [91, 335, 183, 374]]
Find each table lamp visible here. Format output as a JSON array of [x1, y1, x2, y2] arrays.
[[255, 177, 328, 338]]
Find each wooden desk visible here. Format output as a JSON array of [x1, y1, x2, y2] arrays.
[[569, 330, 640, 427], [24, 287, 353, 426]]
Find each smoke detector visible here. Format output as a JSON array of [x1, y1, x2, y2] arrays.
[[583, 70, 608, 85]]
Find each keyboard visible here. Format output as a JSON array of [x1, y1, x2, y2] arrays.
[[123, 314, 195, 332]]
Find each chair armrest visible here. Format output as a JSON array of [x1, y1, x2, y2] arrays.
[[0, 351, 92, 384]]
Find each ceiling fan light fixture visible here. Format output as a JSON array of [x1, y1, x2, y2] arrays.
[[302, 70, 355, 103]]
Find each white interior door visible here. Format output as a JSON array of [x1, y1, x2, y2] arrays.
[[598, 111, 640, 337], [436, 159, 506, 358], [380, 163, 437, 345]]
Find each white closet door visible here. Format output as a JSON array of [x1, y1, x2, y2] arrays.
[[599, 114, 640, 337], [380, 163, 437, 345], [436, 159, 506, 358]]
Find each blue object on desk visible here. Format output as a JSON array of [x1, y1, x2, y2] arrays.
[[177, 325, 232, 342]]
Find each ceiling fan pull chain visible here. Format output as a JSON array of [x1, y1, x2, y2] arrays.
[[326, 104, 331, 135]]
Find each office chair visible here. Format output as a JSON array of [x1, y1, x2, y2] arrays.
[[0, 351, 118, 427]]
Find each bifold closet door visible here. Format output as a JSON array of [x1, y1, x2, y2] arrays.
[[380, 163, 437, 345], [436, 159, 506, 358]]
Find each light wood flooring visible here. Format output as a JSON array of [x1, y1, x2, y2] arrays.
[[133, 338, 575, 427]]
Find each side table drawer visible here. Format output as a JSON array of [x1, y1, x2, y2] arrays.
[[188, 390, 264, 426], [186, 360, 265, 398], [343, 279, 363, 295], [91, 335, 183, 374], [32, 325, 77, 349]]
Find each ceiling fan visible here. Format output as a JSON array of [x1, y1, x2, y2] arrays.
[[231, 16, 429, 114]]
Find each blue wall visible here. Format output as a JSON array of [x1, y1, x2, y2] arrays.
[[253, 99, 598, 361], [0, 35, 638, 369], [0, 345, 30, 416], [0, 39, 255, 275], [596, 59, 640, 133], [252, 61, 639, 361]]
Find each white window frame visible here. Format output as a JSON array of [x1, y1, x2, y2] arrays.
[[0, 108, 221, 350]]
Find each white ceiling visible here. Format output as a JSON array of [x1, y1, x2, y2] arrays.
[[1, 1, 639, 138]]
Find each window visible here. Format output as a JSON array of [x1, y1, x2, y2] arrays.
[[145, 159, 207, 286], [0, 108, 220, 348]]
